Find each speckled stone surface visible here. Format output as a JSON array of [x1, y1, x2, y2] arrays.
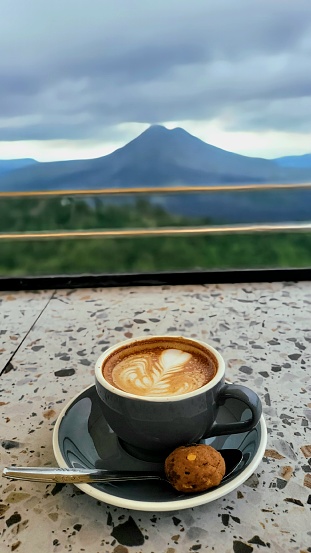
[[1, 282, 310, 553]]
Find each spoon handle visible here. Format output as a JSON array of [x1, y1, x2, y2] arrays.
[[3, 449, 243, 484], [2, 466, 163, 484]]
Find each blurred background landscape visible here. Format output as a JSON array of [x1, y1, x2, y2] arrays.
[[1, 1, 311, 276]]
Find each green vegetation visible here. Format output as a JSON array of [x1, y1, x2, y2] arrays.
[[0, 195, 310, 276]]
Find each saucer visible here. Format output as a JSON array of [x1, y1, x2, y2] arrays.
[[53, 385, 267, 511]]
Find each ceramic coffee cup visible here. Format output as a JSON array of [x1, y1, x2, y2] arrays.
[[95, 335, 262, 458]]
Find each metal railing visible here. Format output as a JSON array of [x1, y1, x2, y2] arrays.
[[1, 181, 311, 197], [0, 182, 311, 241]]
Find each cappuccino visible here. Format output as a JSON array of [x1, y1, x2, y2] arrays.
[[95, 335, 262, 454], [103, 337, 217, 397]]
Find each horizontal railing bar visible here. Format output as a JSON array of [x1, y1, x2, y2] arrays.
[[1, 182, 311, 198], [0, 221, 311, 240]]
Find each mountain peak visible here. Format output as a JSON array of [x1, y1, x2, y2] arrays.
[[142, 124, 170, 135], [140, 124, 204, 144], [144, 125, 192, 137], [133, 124, 200, 147]]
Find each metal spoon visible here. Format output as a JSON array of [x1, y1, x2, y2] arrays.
[[2, 449, 243, 485]]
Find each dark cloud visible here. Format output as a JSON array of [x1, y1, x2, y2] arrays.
[[1, 0, 311, 141]]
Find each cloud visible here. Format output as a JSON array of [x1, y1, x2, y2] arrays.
[[1, 0, 311, 142]]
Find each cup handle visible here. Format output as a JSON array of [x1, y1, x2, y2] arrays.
[[203, 383, 262, 437]]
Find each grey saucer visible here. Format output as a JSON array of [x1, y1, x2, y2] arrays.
[[53, 385, 267, 511]]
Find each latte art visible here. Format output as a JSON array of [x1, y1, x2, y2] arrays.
[[106, 347, 215, 396]]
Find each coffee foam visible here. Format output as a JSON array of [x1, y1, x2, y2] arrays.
[[102, 338, 217, 397]]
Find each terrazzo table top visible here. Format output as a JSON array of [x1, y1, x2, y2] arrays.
[[0, 281, 310, 553]]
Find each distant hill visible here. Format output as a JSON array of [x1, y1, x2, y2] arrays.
[[274, 153, 311, 169], [0, 126, 310, 223], [0, 158, 38, 177], [1, 125, 311, 192]]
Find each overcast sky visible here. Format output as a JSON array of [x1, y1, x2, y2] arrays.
[[1, 0, 311, 160]]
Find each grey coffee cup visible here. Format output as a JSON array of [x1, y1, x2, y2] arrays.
[[95, 336, 262, 459]]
